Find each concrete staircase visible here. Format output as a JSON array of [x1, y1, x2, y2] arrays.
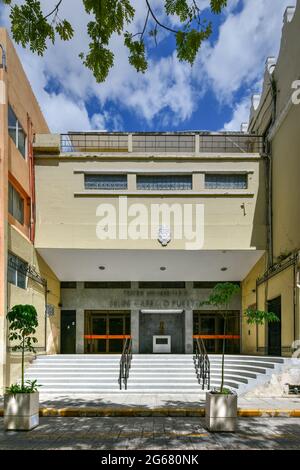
[[24, 354, 286, 396]]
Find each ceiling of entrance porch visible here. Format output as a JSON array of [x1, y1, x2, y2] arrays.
[[37, 249, 264, 282]]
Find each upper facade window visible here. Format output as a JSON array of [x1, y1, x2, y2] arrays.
[[205, 174, 247, 189], [8, 182, 24, 225], [8, 105, 27, 158], [7, 252, 28, 290], [137, 175, 192, 190], [84, 174, 127, 190]]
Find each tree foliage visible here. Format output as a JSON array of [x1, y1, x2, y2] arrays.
[[201, 283, 279, 394], [6, 304, 39, 392], [2, 0, 228, 82]]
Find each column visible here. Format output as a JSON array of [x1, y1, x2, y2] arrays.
[[131, 310, 140, 353], [76, 309, 85, 354], [185, 309, 193, 354]]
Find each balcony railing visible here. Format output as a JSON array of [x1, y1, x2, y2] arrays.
[[60, 132, 264, 154]]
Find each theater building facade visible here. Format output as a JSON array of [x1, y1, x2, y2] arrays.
[[1, 4, 300, 393]]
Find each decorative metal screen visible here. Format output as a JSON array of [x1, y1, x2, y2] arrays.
[[137, 175, 192, 190], [84, 174, 127, 190], [205, 174, 247, 189]]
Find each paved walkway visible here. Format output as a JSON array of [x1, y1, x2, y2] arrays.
[[1, 394, 300, 417], [1, 416, 300, 449]]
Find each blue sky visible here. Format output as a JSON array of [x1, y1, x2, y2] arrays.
[[0, 0, 296, 132]]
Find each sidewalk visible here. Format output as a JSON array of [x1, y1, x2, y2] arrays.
[[1, 393, 300, 417]]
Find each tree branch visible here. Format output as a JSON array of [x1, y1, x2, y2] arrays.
[[44, 0, 63, 20], [145, 0, 178, 34]]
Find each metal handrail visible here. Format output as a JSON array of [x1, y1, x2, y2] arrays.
[[193, 338, 210, 390], [119, 337, 132, 390]]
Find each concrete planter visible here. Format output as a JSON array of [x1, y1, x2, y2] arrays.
[[4, 392, 39, 431], [205, 391, 237, 432]]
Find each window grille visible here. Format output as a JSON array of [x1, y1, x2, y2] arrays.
[[84, 174, 127, 190], [137, 175, 192, 190], [205, 174, 247, 189]]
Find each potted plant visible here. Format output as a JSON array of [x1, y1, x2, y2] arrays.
[[201, 283, 279, 432], [4, 304, 40, 431]]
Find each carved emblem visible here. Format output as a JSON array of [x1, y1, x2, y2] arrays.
[[158, 225, 171, 246]]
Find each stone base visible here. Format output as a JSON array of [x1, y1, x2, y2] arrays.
[[4, 413, 39, 431], [205, 416, 237, 432], [4, 392, 39, 431], [205, 391, 237, 432]]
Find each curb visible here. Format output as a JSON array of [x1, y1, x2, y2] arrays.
[[1, 408, 300, 418]]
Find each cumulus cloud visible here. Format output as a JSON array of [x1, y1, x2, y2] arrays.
[[0, 0, 296, 131]]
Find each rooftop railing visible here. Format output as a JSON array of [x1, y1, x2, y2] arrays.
[[60, 132, 264, 154]]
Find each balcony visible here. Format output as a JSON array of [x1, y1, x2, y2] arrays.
[[59, 132, 264, 155]]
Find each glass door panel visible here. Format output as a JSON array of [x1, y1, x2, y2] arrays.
[[109, 317, 124, 352]]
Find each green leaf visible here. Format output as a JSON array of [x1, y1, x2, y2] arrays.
[[176, 26, 212, 64], [210, 0, 228, 14], [124, 33, 147, 73], [245, 308, 280, 325], [55, 20, 74, 41]]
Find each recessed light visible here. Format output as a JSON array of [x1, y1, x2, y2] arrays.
[[99, 266, 106, 270], [221, 267, 228, 272], [160, 266, 167, 271]]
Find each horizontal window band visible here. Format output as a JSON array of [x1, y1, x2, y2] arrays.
[[84, 335, 131, 340], [74, 170, 255, 175], [74, 191, 255, 197], [193, 335, 240, 340]]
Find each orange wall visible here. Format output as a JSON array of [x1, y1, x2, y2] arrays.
[[0, 28, 49, 317]]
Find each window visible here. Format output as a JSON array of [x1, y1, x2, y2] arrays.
[[84, 282, 131, 289], [8, 105, 26, 158], [61, 282, 77, 289], [205, 174, 247, 189], [137, 175, 192, 190], [84, 174, 127, 190], [8, 183, 24, 225], [138, 282, 186, 289], [193, 282, 240, 289], [7, 253, 28, 289]]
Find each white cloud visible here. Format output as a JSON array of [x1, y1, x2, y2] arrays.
[[0, 0, 296, 131], [223, 97, 251, 131], [197, 0, 296, 102]]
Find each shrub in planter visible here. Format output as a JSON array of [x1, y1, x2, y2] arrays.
[[4, 304, 40, 431], [202, 283, 279, 432]]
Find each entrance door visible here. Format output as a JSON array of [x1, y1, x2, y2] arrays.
[[193, 311, 240, 354], [61, 310, 76, 354], [268, 297, 281, 356], [85, 311, 130, 353]]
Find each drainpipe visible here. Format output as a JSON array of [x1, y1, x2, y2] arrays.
[[265, 74, 277, 268], [27, 115, 35, 243]]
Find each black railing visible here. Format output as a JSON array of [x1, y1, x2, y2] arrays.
[[60, 132, 264, 154], [119, 337, 132, 390], [193, 338, 210, 390]]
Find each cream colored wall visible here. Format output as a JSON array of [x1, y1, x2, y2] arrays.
[[242, 254, 296, 357], [241, 254, 266, 354], [34, 156, 267, 251], [5, 225, 60, 387], [271, 104, 300, 260]]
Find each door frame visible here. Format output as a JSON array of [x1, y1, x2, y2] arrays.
[[84, 310, 131, 353], [60, 310, 76, 354], [267, 296, 282, 356]]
